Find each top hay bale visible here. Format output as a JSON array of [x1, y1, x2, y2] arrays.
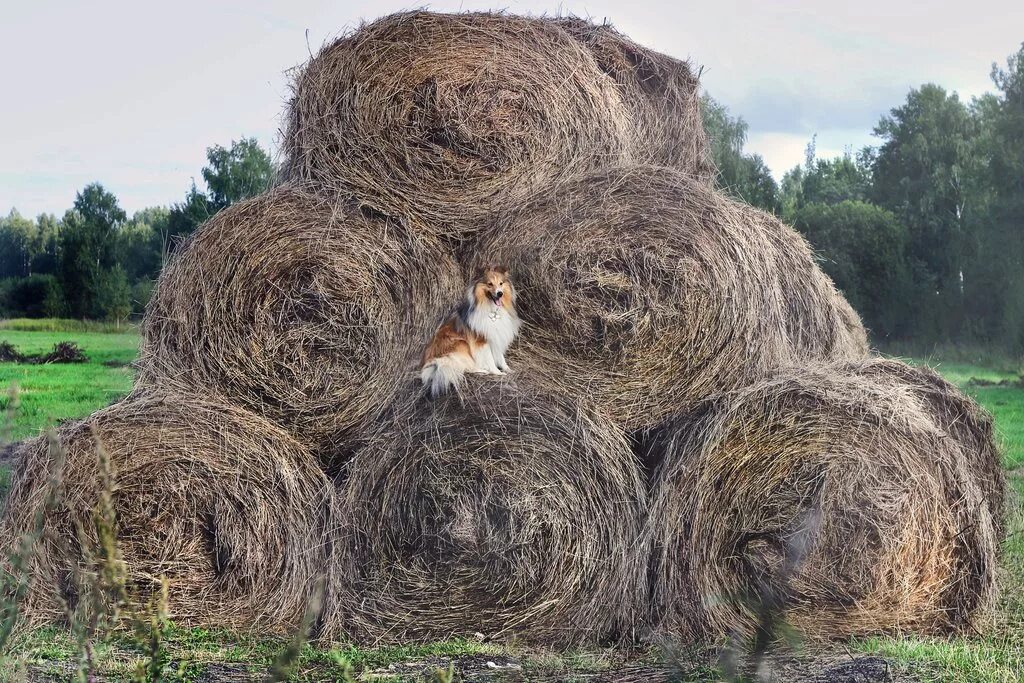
[[280, 11, 710, 241], [553, 17, 714, 180]]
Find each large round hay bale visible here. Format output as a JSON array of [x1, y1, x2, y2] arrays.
[[280, 11, 637, 241], [0, 393, 336, 632], [473, 166, 869, 430], [138, 184, 461, 452], [322, 376, 648, 645], [646, 358, 1004, 642], [552, 17, 714, 181]]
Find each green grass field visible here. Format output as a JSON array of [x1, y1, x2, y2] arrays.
[[0, 328, 137, 441], [0, 322, 1021, 681]]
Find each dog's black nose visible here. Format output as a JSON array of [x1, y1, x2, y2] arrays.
[[494, 291, 503, 299]]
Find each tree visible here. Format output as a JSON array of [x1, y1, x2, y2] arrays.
[[701, 96, 781, 213], [163, 182, 214, 258], [201, 138, 274, 212], [963, 44, 1024, 352], [120, 207, 167, 282], [161, 139, 273, 257], [870, 84, 977, 338], [31, 213, 60, 276], [58, 183, 126, 319], [793, 201, 911, 339], [0, 210, 36, 279], [781, 143, 873, 220]]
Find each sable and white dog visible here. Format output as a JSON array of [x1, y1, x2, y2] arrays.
[[420, 264, 522, 397]]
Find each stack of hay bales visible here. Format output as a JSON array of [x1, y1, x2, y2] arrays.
[[0, 10, 1004, 647]]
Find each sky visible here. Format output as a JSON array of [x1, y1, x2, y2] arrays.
[[2, 0, 1021, 218]]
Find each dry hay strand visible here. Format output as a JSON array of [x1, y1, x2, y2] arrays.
[[646, 358, 1004, 643], [472, 165, 869, 430], [138, 184, 462, 452], [0, 391, 336, 633], [551, 16, 714, 182], [280, 11, 637, 241], [322, 375, 648, 646]]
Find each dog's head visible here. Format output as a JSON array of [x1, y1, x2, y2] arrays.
[[471, 264, 514, 309]]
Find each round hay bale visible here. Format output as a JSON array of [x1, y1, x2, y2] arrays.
[[859, 359, 1007, 537], [472, 165, 869, 430], [280, 11, 635, 241], [646, 358, 1004, 642], [138, 184, 462, 452], [0, 392, 336, 632], [322, 376, 648, 645], [551, 16, 715, 182]]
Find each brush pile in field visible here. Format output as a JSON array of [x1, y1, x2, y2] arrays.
[[1, 10, 1005, 647]]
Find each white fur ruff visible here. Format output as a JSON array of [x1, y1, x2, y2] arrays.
[[467, 300, 521, 374]]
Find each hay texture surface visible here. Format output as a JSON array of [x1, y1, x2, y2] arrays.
[[281, 11, 641, 241], [553, 17, 714, 181], [139, 184, 461, 449], [0, 392, 335, 632], [647, 358, 1004, 642], [474, 166, 869, 430], [323, 377, 647, 645]]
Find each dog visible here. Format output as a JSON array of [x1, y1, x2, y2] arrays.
[[420, 264, 522, 397]]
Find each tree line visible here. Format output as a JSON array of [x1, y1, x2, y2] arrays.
[[2, 44, 1022, 353], [0, 139, 273, 321], [706, 43, 1023, 354]]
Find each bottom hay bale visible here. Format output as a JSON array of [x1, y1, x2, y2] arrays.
[[0, 392, 336, 633], [647, 358, 1004, 642], [323, 376, 648, 645]]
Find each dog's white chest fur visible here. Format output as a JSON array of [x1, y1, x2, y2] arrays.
[[467, 303, 521, 374], [468, 304, 519, 355]]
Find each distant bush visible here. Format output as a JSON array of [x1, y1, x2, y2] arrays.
[[0, 318, 138, 333], [0, 275, 63, 319]]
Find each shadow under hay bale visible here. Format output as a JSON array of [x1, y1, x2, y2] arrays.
[[473, 165, 869, 431], [552, 17, 715, 182], [0, 392, 336, 633], [646, 358, 1004, 643], [322, 376, 648, 646], [138, 184, 462, 452], [280, 11, 643, 241]]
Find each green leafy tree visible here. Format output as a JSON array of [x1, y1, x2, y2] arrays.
[[31, 213, 60, 276], [870, 84, 977, 338], [780, 142, 873, 220], [201, 138, 274, 212], [58, 183, 126, 319], [0, 210, 36, 279], [120, 207, 167, 282], [964, 44, 1024, 352], [793, 201, 911, 339], [701, 96, 781, 213], [163, 183, 214, 258]]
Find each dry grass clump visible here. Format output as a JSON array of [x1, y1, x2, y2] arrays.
[[138, 184, 462, 450], [321, 376, 647, 646], [280, 10, 638, 241], [0, 392, 336, 633], [552, 17, 714, 182], [473, 166, 869, 430], [646, 358, 1004, 643]]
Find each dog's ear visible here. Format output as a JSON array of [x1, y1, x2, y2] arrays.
[[471, 263, 489, 281], [495, 264, 510, 277]]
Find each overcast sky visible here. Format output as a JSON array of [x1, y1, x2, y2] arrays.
[[2, 1, 1021, 218]]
